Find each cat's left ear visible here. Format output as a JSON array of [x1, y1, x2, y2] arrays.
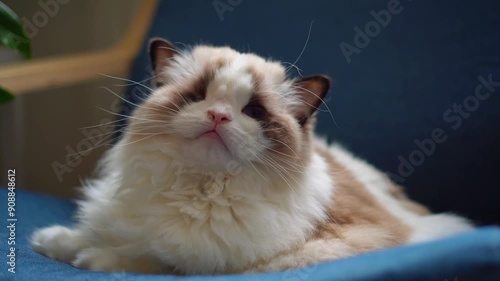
[[292, 75, 331, 126], [148, 38, 177, 85]]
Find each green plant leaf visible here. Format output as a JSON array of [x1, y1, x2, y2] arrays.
[[0, 86, 14, 103], [0, 1, 31, 58], [0, 24, 31, 58]]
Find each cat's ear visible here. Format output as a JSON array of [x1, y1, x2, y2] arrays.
[[292, 75, 331, 126], [148, 37, 177, 74]]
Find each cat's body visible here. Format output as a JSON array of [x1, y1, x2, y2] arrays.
[[31, 40, 473, 275]]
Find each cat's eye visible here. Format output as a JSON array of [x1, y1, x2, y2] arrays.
[[242, 103, 266, 119], [186, 93, 203, 103]]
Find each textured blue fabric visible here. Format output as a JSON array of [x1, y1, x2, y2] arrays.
[[0, 188, 499, 281], [119, 0, 500, 225]]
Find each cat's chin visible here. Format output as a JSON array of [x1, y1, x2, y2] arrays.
[[176, 137, 238, 171], [198, 130, 229, 151]]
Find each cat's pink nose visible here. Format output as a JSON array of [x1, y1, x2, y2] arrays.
[[208, 109, 232, 125]]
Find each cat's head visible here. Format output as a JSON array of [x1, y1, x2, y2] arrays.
[[126, 38, 330, 173]]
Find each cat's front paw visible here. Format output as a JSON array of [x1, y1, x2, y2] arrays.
[[73, 247, 126, 272], [31, 225, 85, 262], [73, 247, 164, 274]]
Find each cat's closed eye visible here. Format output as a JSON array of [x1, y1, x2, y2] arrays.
[[242, 103, 266, 119], [185, 92, 204, 103]]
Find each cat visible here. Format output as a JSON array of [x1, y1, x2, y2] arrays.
[[31, 38, 473, 275]]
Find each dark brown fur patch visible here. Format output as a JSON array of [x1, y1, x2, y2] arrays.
[[183, 65, 216, 103], [163, 64, 220, 111], [246, 68, 317, 178]]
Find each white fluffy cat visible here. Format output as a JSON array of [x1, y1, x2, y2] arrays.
[[31, 38, 473, 275]]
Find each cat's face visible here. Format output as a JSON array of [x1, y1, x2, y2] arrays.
[[126, 38, 330, 173]]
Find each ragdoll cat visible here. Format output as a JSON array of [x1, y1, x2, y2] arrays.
[[31, 38, 473, 275]]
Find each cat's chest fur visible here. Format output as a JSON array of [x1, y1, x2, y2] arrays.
[[85, 146, 333, 274]]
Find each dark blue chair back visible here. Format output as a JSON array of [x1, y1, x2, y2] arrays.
[[121, 0, 500, 225]]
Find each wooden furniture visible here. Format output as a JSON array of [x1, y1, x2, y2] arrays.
[[0, 0, 158, 95]]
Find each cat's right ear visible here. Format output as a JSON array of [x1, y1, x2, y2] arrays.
[[292, 75, 331, 127], [148, 38, 177, 86]]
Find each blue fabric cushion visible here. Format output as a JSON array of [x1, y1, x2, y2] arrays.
[[119, 0, 500, 225], [1, 188, 499, 281]]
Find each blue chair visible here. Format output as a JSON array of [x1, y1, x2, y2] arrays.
[[2, 0, 499, 280]]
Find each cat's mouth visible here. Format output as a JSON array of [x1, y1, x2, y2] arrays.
[[199, 129, 229, 151]]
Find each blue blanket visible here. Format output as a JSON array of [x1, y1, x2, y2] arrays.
[[1, 188, 499, 281]]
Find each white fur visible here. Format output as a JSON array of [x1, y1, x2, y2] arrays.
[[31, 226, 85, 262], [32, 135, 333, 274]]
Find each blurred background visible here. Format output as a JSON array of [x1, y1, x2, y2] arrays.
[[0, 1, 142, 197]]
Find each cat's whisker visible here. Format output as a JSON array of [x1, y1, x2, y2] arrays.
[[153, 137, 185, 147], [254, 139, 306, 167], [79, 117, 128, 130], [256, 146, 305, 172], [113, 133, 162, 147], [230, 131, 306, 174], [269, 158, 305, 174], [173, 41, 189, 49], [251, 149, 301, 184], [151, 102, 183, 114], [141, 90, 185, 114], [99, 73, 154, 92], [228, 137, 273, 182], [266, 138, 303, 162], [172, 88, 190, 106], [123, 131, 163, 136], [284, 21, 314, 76], [130, 85, 152, 101], [261, 154, 305, 180], [101, 67, 175, 88], [157, 45, 183, 55], [60, 130, 119, 164], [98, 86, 149, 111], [98, 86, 182, 116], [292, 85, 338, 128], [241, 152, 268, 182], [260, 155, 304, 200], [282, 62, 303, 76], [96, 106, 172, 125], [67, 122, 178, 161]]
